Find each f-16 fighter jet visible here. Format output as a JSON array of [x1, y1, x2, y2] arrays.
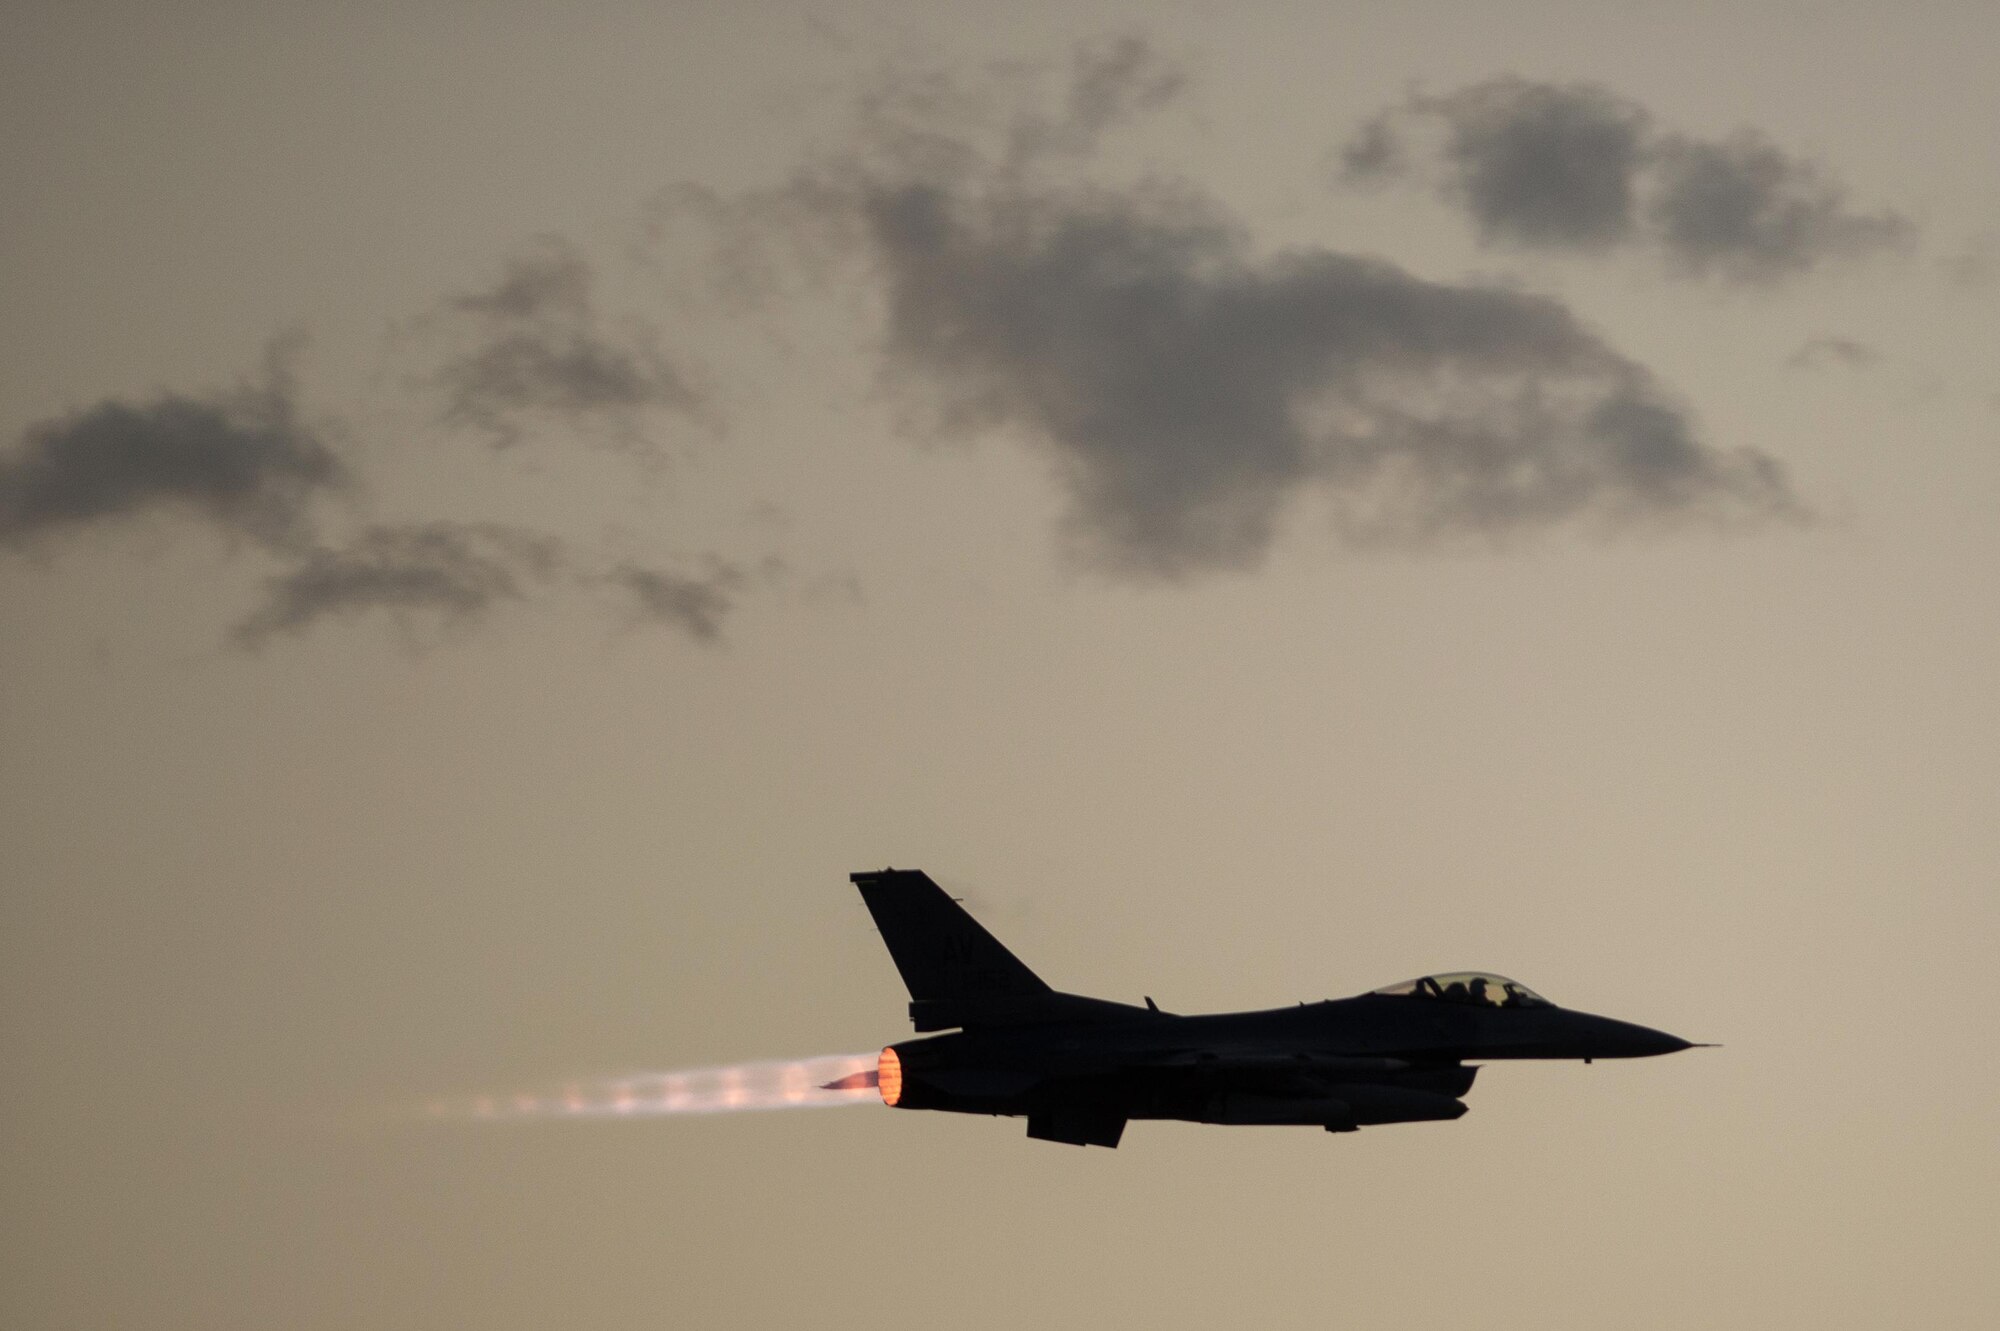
[[832, 868, 1701, 1147]]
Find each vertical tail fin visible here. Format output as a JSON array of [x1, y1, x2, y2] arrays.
[[849, 868, 1150, 1031], [851, 867, 1050, 1000]]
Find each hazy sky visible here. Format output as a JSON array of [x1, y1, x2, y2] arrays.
[[4, 4, 1996, 1329]]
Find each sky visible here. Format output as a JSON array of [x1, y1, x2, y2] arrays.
[[3, 3, 1996, 1328]]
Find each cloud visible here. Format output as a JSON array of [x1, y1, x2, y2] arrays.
[[233, 522, 561, 646], [1338, 112, 1406, 182], [865, 181, 1799, 573], [1786, 336, 1880, 371], [236, 530, 755, 648], [428, 236, 704, 448], [1338, 77, 1910, 282], [6, 46, 1815, 649], [0, 315, 769, 652], [641, 34, 1194, 311], [607, 561, 742, 642], [773, 53, 1806, 578], [1648, 131, 1912, 283], [1003, 34, 1188, 167], [0, 338, 341, 552], [1412, 78, 1650, 250]]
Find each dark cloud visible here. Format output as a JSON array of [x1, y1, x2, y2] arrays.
[[1418, 78, 1649, 250], [608, 561, 743, 642], [2, 277, 768, 652], [0, 317, 765, 652], [430, 236, 704, 448], [1786, 336, 1880, 371], [0, 339, 341, 552], [233, 522, 561, 647], [1648, 131, 1912, 282], [821, 73, 1803, 577], [1339, 78, 1910, 281]]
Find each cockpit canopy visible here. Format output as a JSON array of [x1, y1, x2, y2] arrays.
[[1370, 972, 1552, 1009]]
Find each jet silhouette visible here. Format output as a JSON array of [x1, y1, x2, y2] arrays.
[[832, 868, 1700, 1147]]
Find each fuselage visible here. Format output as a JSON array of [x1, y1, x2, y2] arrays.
[[881, 993, 1692, 1131]]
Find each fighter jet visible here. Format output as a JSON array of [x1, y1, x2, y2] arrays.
[[832, 868, 1701, 1147]]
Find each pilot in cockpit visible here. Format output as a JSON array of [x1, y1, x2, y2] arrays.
[[1368, 973, 1553, 1009]]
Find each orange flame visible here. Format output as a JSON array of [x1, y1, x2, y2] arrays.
[[877, 1047, 903, 1107]]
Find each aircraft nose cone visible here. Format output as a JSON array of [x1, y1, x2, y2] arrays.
[[1606, 1019, 1693, 1057], [1633, 1026, 1693, 1056]]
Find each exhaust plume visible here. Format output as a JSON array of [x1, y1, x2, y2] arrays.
[[422, 1052, 882, 1122]]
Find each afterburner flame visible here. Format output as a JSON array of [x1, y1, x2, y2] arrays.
[[421, 1052, 882, 1122], [877, 1046, 903, 1107]]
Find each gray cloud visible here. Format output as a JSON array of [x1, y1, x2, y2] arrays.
[[1338, 113, 1406, 182], [0, 340, 341, 552], [429, 236, 704, 448], [235, 530, 757, 648], [641, 34, 1192, 312], [2, 281, 765, 652], [1004, 35, 1187, 167], [797, 54, 1805, 578], [1417, 78, 1650, 250], [1649, 131, 1912, 283], [608, 561, 742, 642], [1339, 78, 1910, 281], [863, 180, 1799, 574], [233, 522, 561, 647]]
